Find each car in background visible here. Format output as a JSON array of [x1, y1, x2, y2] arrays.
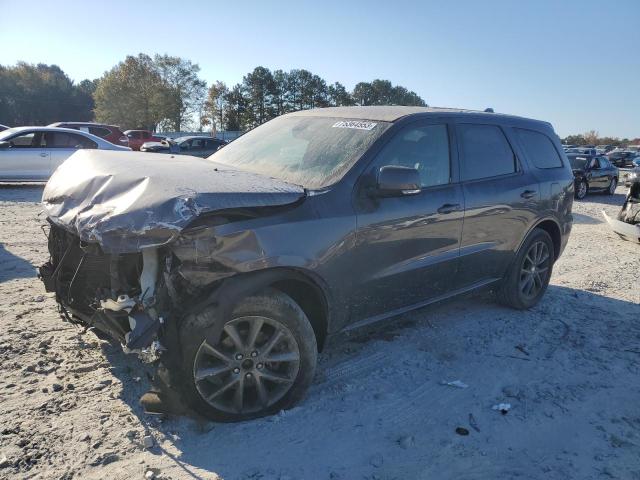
[[124, 130, 163, 151], [49, 122, 129, 147], [568, 154, 619, 199], [596, 144, 614, 153], [607, 150, 636, 168], [140, 135, 227, 158], [0, 126, 130, 182], [0, 124, 9, 132], [623, 157, 640, 187]]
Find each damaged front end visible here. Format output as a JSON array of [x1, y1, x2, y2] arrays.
[[603, 179, 640, 244], [37, 150, 306, 361], [39, 223, 170, 361]]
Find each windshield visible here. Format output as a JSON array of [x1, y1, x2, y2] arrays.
[[569, 156, 589, 170], [208, 115, 391, 189]]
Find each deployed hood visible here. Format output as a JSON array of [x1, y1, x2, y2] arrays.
[[43, 150, 305, 253]]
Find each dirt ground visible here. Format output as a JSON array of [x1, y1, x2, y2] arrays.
[[0, 185, 639, 480]]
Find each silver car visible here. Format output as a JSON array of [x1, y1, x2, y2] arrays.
[[0, 126, 130, 181]]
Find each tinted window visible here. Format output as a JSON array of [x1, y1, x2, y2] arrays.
[[515, 128, 563, 169], [374, 124, 450, 187], [88, 126, 111, 138], [128, 131, 142, 139], [191, 139, 205, 150], [459, 124, 516, 181], [46, 132, 97, 149]]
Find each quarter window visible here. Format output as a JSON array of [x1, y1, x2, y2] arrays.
[[8, 132, 38, 147], [459, 124, 516, 181], [374, 124, 450, 188], [515, 128, 563, 169]]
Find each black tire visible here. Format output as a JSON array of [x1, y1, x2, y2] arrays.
[[176, 289, 317, 422], [496, 228, 555, 310], [607, 177, 617, 195], [575, 179, 588, 199]]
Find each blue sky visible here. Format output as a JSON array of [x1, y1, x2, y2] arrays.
[[1, 0, 638, 137]]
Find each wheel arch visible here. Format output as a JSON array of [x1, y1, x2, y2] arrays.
[[518, 217, 562, 261], [185, 267, 330, 351]]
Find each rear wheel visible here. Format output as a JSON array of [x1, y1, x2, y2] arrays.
[[607, 177, 617, 195], [496, 228, 555, 310], [177, 289, 317, 422]]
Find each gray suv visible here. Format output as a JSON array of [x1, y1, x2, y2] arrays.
[[39, 106, 574, 421]]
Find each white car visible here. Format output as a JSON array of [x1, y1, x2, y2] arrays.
[[0, 126, 131, 182]]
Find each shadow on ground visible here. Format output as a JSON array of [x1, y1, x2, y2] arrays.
[[0, 243, 37, 283], [0, 185, 44, 203], [98, 285, 640, 479]]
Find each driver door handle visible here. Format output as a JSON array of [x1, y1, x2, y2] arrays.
[[521, 190, 537, 199], [437, 203, 461, 214]]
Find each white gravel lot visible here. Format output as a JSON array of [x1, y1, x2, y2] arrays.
[[0, 185, 639, 480]]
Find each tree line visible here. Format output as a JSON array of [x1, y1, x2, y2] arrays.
[[562, 130, 639, 147], [0, 55, 426, 132], [2, 57, 637, 143]]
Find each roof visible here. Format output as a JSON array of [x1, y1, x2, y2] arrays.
[[287, 105, 551, 127], [2, 126, 101, 135], [48, 122, 121, 128]]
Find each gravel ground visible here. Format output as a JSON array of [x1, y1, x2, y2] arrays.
[[0, 185, 639, 480]]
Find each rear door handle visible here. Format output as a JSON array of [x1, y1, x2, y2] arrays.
[[520, 190, 537, 199], [40, 152, 48, 157], [437, 203, 461, 214]]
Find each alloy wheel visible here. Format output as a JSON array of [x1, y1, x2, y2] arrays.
[[609, 178, 617, 194], [577, 181, 587, 199], [519, 241, 550, 299], [193, 316, 301, 415]]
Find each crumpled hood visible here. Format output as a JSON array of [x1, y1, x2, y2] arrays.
[[42, 150, 305, 253]]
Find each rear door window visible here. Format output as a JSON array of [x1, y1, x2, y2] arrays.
[[46, 132, 97, 149], [515, 128, 563, 169], [458, 124, 516, 181]]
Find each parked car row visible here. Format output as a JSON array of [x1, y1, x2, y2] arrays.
[[140, 136, 227, 157], [0, 126, 130, 181], [562, 144, 640, 168]]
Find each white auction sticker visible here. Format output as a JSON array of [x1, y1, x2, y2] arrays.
[[332, 120, 377, 130]]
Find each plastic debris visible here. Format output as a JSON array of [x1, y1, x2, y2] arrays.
[[468, 413, 480, 432], [440, 380, 468, 389], [492, 403, 512, 415]]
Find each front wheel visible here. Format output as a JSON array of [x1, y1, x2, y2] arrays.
[[177, 289, 317, 422], [607, 177, 617, 195], [575, 179, 588, 199], [496, 228, 555, 310]]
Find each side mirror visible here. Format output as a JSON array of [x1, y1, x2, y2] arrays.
[[0, 141, 9, 149], [376, 165, 421, 196]]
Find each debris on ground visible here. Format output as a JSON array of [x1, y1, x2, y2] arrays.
[[492, 403, 512, 415], [439, 380, 469, 389], [142, 435, 155, 449], [455, 427, 470, 436], [468, 413, 480, 432]]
